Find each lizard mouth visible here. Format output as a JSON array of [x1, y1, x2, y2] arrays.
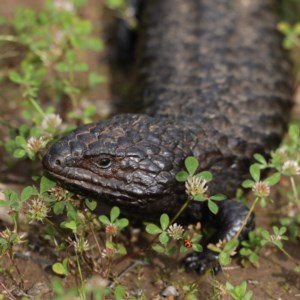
[[44, 167, 152, 208]]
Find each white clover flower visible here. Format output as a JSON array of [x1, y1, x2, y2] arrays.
[[73, 239, 90, 253], [252, 181, 270, 198], [27, 137, 47, 153], [49, 186, 70, 202], [53, 0, 74, 12], [101, 248, 116, 259], [105, 223, 118, 236], [215, 239, 237, 256], [215, 239, 227, 249], [282, 160, 300, 175], [278, 147, 287, 156], [185, 176, 208, 198], [41, 113, 62, 130], [27, 198, 49, 223], [269, 235, 282, 242], [167, 223, 184, 240], [0, 228, 26, 244]]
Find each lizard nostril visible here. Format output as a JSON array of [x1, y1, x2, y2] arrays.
[[72, 151, 80, 157], [54, 159, 62, 166]]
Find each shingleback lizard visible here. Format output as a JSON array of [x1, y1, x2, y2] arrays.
[[43, 0, 293, 273]]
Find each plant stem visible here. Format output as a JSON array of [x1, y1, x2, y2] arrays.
[[75, 249, 86, 300], [115, 197, 194, 265], [8, 253, 24, 289], [68, 68, 79, 109], [109, 261, 146, 289], [234, 197, 259, 239], [28, 97, 46, 118], [0, 281, 17, 300], [13, 212, 19, 233], [170, 197, 193, 224], [148, 197, 193, 247], [0, 35, 19, 42], [278, 246, 300, 268], [90, 223, 104, 267], [45, 217, 63, 235], [0, 35, 44, 60], [81, 252, 94, 273], [290, 177, 300, 211]]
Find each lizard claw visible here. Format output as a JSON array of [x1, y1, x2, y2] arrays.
[[182, 251, 220, 275]]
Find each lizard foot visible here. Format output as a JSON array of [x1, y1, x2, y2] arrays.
[[182, 251, 220, 275]]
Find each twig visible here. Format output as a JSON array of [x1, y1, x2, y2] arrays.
[[109, 260, 147, 289], [8, 253, 24, 289], [0, 282, 17, 300], [91, 228, 102, 254]]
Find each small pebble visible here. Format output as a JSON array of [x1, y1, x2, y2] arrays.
[[161, 285, 179, 298], [85, 275, 110, 289], [27, 282, 51, 296]]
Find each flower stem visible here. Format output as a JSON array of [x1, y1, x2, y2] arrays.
[[170, 197, 193, 224], [0, 35, 44, 60], [290, 177, 300, 211], [75, 247, 86, 300], [115, 196, 194, 265], [28, 97, 46, 118], [0, 35, 18, 42], [277, 246, 300, 269], [234, 197, 259, 239]]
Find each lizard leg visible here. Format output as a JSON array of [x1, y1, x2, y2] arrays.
[[183, 199, 255, 274]]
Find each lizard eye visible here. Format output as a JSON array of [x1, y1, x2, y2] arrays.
[[95, 157, 112, 169]]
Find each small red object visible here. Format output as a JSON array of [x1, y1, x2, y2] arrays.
[[183, 239, 193, 248]]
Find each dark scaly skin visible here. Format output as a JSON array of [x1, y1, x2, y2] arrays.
[[43, 0, 293, 273]]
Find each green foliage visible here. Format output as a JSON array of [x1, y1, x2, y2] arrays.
[[0, 229, 21, 256], [182, 284, 199, 300], [99, 206, 129, 231], [114, 285, 128, 300], [84, 199, 97, 211], [51, 278, 79, 300], [52, 258, 70, 276], [194, 193, 226, 215], [279, 214, 300, 240], [105, 0, 137, 30], [105, 0, 127, 11], [97, 206, 129, 260], [278, 22, 300, 49], [176, 156, 213, 182], [239, 229, 264, 267], [237, 124, 300, 273], [242, 157, 280, 207], [1, 0, 104, 160], [0, 176, 54, 216], [208, 239, 239, 267], [260, 226, 288, 249], [180, 234, 203, 254], [146, 214, 172, 254], [1, 1, 300, 298], [51, 278, 140, 300], [225, 281, 253, 300], [176, 156, 226, 214], [146, 213, 202, 255]]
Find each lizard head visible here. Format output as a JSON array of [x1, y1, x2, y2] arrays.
[[42, 114, 188, 212]]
